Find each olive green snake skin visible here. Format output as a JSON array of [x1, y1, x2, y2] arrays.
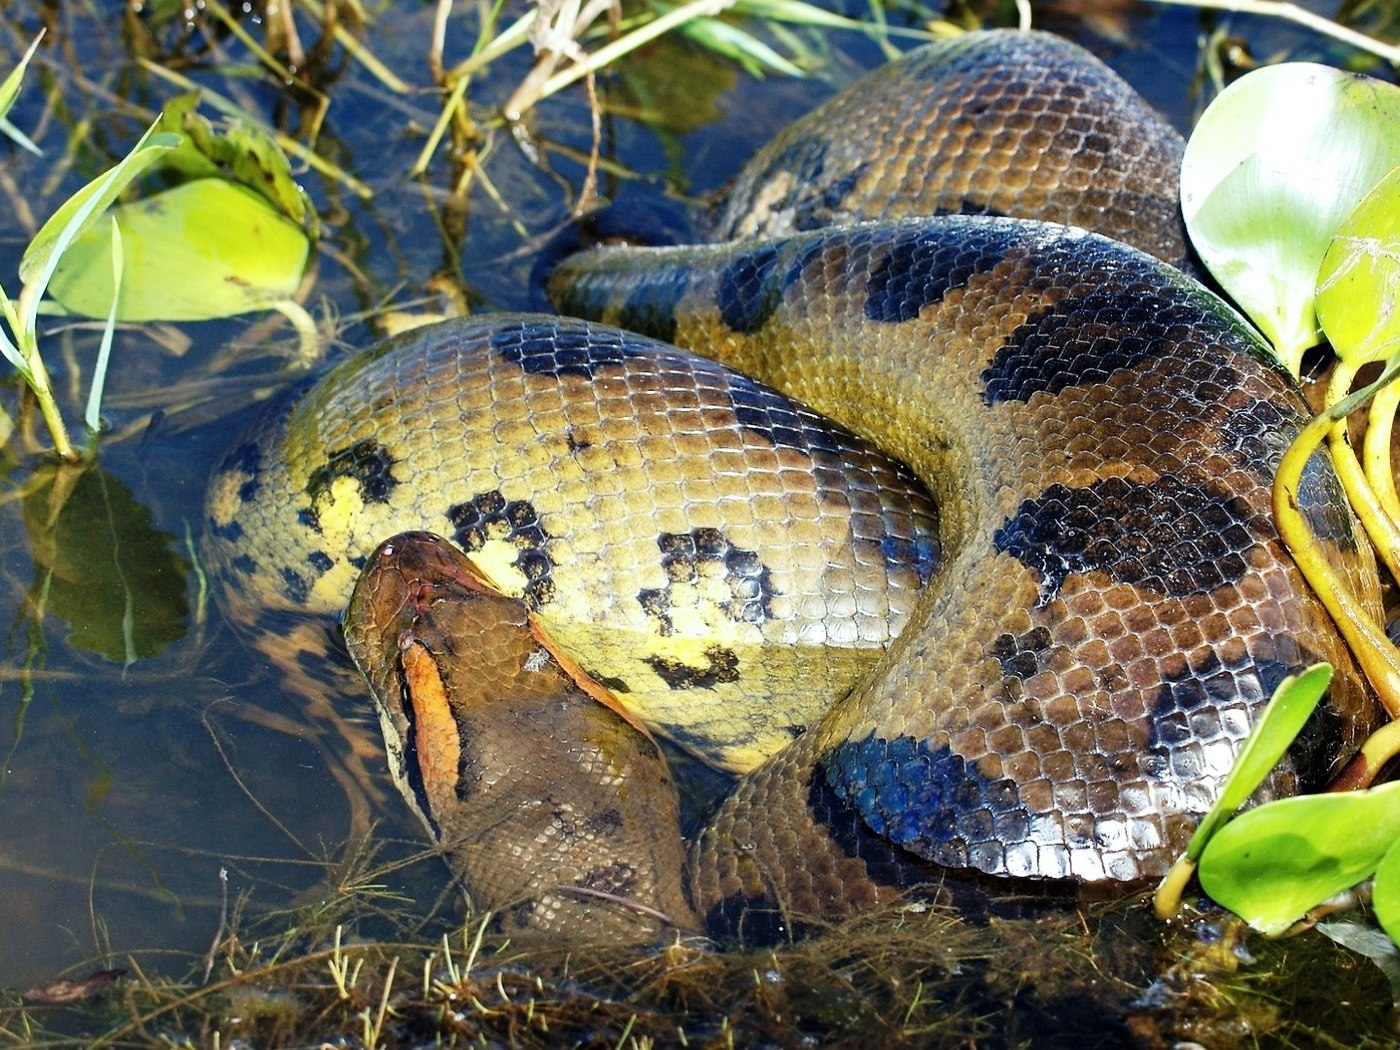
[[205, 30, 1383, 944]]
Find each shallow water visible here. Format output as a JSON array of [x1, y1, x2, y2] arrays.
[[0, 1, 1395, 1044]]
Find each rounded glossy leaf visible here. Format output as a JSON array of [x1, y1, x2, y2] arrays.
[[46, 179, 310, 322], [1198, 782, 1400, 936], [1182, 63, 1400, 372], [1317, 164, 1400, 364], [1372, 838, 1400, 947]]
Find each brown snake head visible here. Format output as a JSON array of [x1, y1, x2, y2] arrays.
[[345, 532, 700, 943]]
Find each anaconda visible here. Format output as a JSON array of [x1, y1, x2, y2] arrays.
[[205, 30, 1384, 944]]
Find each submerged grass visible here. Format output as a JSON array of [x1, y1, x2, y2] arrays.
[[6, 879, 1400, 1048]]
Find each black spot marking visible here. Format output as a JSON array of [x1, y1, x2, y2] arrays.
[[638, 529, 774, 637], [229, 553, 257, 576], [1147, 652, 1334, 792], [446, 491, 556, 608], [646, 646, 741, 689], [980, 291, 1205, 404], [933, 198, 1008, 219], [717, 244, 784, 334], [217, 441, 263, 503], [594, 674, 631, 694], [637, 587, 675, 636], [864, 226, 1005, 323], [490, 319, 633, 379], [305, 440, 398, 529], [296, 508, 321, 534], [789, 162, 870, 231], [619, 269, 688, 345], [1296, 442, 1361, 556], [825, 734, 1027, 864], [991, 626, 1053, 680], [1287, 686, 1349, 793], [727, 375, 844, 459], [566, 429, 592, 453], [579, 860, 640, 896], [993, 475, 1257, 604], [703, 890, 792, 947], [307, 550, 335, 574], [584, 808, 625, 835], [207, 518, 244, 543]]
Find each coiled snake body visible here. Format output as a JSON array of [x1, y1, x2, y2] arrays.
[[205, 30, 1383, 943]]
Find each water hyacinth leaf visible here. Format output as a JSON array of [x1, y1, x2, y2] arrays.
[[1183, 663, 1331, 861], [1372, 838, 1400, 947], [19, 125, 180, 289], [1197, 781, 1400, 936], [157, 95, 316, 234], [1317, 164, 1400, 364], [1181, 63, 1400, 373], [46, 179, 310, 322]]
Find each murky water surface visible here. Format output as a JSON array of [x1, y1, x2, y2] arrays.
[[0, 1, 1396, 1044]]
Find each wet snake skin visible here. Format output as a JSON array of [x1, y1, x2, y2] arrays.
[[206, 30, 1383, 943]]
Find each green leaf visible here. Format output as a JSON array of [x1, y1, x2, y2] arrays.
[[1184, 663, 1332, 861], [1181, 63, 1400, 373], [679, 18, 805, 78], [1374, 839, 1400, 947], [1316, 164, 1400, 364], [18, 124, 180, 291], [22, 463, 188, 663], [156, 96, 317, 236], [0, 32, 43, 155], [46, 179, 310, 322], [1372, 845, 1400, 952], [1198, 782, 1400, 936]]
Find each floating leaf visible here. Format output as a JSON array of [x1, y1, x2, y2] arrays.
[[1373, 837, 1400, 947], [19, 125, 180, 290], [1198, 782, 1400, 936], [46, 179, 310, 322], [22, 463, 188, 663], [1181, 63, 1400, 372], [1317, 164, 1400, 364], [1183, 663, 1331, 861], [156, 95, 317, 235]]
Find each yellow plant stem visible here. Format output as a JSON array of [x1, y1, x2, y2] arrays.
[[1331, 719, 1400, 791], [1327, 421, 1400, 581], [1153, 854, 1197, 920], [1275, 409, 1400, 718], [1323, 357, 1400, 579], [1363, 379, 1400, 525]]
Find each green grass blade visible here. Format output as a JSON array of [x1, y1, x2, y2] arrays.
[[84, 218, 122, 434], [1183, 663, 1332, 861]]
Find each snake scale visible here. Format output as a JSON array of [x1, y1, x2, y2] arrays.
[[205, 30, 1384, 944]]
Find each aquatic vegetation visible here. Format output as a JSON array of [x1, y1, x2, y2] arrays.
[[1162, 57, 1400, 957]]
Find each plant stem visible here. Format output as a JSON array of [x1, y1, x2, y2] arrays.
[[1274, 409, 1400, 718]]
